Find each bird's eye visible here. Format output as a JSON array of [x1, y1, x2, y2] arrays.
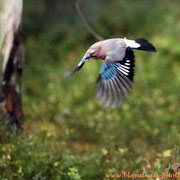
[[90, 51, 96, 57]]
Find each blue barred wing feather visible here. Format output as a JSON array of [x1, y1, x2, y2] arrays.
[[96, 48, 135, 107]]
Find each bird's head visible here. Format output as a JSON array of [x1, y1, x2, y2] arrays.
[[86, 43, 101, 60], [64, 43, 102, 77]]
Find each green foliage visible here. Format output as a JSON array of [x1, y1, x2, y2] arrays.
[[0, 0, 180, 179]]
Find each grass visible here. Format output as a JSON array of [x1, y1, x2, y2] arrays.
[[1, 34, 179, 179]]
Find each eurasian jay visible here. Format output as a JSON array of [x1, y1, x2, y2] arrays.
[[65, 38, 156, 107]]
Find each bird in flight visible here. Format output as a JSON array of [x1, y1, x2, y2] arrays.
[[64, 38, 156, 107]]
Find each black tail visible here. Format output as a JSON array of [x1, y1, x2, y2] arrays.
[[134, 38, 157, 52]]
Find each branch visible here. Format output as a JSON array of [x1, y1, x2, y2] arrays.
[[75, 0, 104, 41]]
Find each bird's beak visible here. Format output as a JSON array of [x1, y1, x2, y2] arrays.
[[64, 52, 88, 77], [85, 52, 91, 60]]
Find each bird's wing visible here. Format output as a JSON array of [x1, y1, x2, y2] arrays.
[[96, 48, 135, 107]]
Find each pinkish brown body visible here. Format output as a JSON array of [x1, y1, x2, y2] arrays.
[[86, 39, 127, 63]]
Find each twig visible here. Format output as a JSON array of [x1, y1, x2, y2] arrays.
[[75, 0, 104, 41]]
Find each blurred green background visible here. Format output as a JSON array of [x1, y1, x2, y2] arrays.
[[0, 0, 180, 179]]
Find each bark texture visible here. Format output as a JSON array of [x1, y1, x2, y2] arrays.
[[0, 0, 24, 129]]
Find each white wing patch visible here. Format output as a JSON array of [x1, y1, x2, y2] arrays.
[[118, 67, 129, 76], [125, 63, 130, 66], [117, 60, 131, 76], [121, 65, 130, 69]]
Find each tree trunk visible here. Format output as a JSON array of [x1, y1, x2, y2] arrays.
[[0, 0, 24, 130]]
